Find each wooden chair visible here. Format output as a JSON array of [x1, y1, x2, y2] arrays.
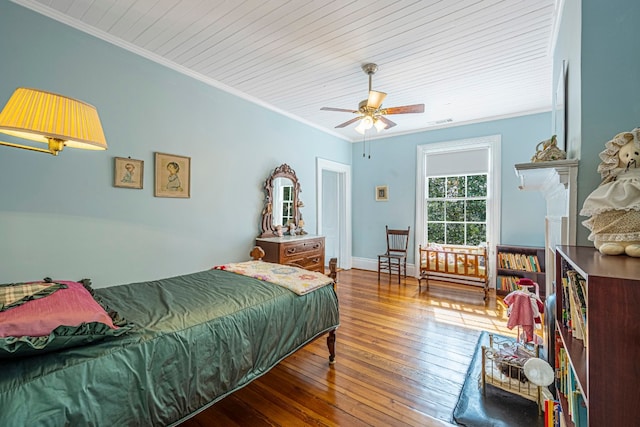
[[378, 226, 410, 283]]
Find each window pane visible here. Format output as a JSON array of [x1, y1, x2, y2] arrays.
[[467, 224, 487, 245], [428, 223, 445, 243], [466, 200, 486, 221], [467, 175, 487, 197], [427, 201, 445, 221], [446, 176, 465, 198], [445, 200, 465, 221], [446, 223, 465, 245], [428, 177, 445, 198], [283, 186, 292, 200]]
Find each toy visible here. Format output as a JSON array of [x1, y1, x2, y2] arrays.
[[531, 134, 567, 162], [580, 128, 640, 256]]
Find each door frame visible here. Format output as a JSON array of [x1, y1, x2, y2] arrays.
[[316, 158, 352, 269]]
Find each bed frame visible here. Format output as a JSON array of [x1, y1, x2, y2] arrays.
[[481, 333, 543, 414], [418, 244, 489, 300], [1, 249, 340, 426]]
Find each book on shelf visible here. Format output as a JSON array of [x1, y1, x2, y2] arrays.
[[564, 270, 588, 347], [544, 399, 565, 427]]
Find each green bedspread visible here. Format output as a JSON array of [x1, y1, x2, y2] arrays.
[[0, 268, 339, 426]]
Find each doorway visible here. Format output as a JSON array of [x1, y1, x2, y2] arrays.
[[316, 158, 352, 270]]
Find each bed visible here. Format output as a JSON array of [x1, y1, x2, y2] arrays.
[[481, 333, 545, 414], [0, 252, 339, 426], [418, 243, 489, 300]]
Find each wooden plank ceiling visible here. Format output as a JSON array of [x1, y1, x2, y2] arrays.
[[16, 0, 558, 141]]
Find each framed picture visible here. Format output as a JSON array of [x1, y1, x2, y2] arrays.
[[375, 185, 388, 201], [554, 60, 568, 151], [154, 152, 191, 198], [114, 157, 143, 189]]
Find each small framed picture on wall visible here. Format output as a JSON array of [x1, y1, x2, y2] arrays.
[[154, 152, 191, 198], [375, 185, 388, 201], [114, 157, 144, 189]]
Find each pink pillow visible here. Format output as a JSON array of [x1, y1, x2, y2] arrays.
[[0, 281, 117, 338]]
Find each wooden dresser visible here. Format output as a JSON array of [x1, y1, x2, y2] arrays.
[[255, 235, 325, 273]]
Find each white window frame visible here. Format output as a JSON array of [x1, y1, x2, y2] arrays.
[[424, 173, 488, 245], [415, 135, 501, 286]]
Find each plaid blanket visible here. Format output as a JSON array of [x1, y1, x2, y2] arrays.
[[0, 281, 67, 312]]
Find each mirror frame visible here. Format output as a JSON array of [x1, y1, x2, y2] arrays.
[[259, 163, 301, 237]]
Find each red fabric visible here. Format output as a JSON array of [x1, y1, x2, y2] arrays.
[[0, 281, 116, 337]]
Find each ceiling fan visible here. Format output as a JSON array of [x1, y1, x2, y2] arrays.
[[321, 63, 425, 134]]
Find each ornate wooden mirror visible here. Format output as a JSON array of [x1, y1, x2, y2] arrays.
[[259, 163, 302, 237]]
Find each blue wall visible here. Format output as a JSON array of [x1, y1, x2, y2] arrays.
[[554, 0, 640, 245], [0, 2, 350, 287], [351, 113, 550, 263]]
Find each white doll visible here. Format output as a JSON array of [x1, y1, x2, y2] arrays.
[[580, 128, 640, 256]]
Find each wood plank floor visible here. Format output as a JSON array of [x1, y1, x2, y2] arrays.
[[181, 269, 514, 427]]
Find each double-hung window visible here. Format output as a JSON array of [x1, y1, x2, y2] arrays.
[[416, 135, 501, 253], [425, 174, 487, 245]]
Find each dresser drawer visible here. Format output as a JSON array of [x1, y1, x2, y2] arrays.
[[256, 236, 325, 274], [280, 238, 323, 260]]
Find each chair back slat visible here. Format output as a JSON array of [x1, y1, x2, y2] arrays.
[[386, 226, 410, 254]]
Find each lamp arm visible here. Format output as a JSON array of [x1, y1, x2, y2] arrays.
[[0, 137, 64, 156]]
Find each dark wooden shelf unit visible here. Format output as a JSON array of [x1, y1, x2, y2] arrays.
[[495, 245, 546, 299], [554, 245, 640, 427]]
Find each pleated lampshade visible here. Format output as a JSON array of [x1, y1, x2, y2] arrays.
[[0, 87, 107, 151]]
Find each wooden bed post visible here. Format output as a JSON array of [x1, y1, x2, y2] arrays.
[[327, 329, 336, 364], [327, 257, 338, 364], [328, 257, 338, 283], [250, 246, 265, 260]]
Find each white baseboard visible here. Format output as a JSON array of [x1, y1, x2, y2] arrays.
[[351, 257, 418, 277]]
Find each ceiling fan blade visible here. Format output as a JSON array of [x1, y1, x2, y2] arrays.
[[378, 116, 397, 129], [321, 107, 359, 113], [335, 116, 363, 128], [367, 90, 387, 109], [382, 104, 425, 115]]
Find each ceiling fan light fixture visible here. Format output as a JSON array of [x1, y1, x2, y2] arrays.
[[362, 115, 374, 129], [320, 62, 424, 134], [374, 118, 386, 132]]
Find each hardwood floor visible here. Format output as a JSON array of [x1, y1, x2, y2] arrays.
[[181, 269, 514, 427]]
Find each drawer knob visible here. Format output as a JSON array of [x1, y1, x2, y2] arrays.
[[286, 248, 297, 255]]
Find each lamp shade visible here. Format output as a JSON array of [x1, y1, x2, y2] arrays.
[[374, 118, 386, 132], [0, 88, 107, 151]]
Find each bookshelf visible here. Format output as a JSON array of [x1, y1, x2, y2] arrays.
[[495, 245, 545, 299], [555, 246, 640, 427]]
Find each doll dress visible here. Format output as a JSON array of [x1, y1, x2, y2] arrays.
[[580, 168, 640, 242]]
